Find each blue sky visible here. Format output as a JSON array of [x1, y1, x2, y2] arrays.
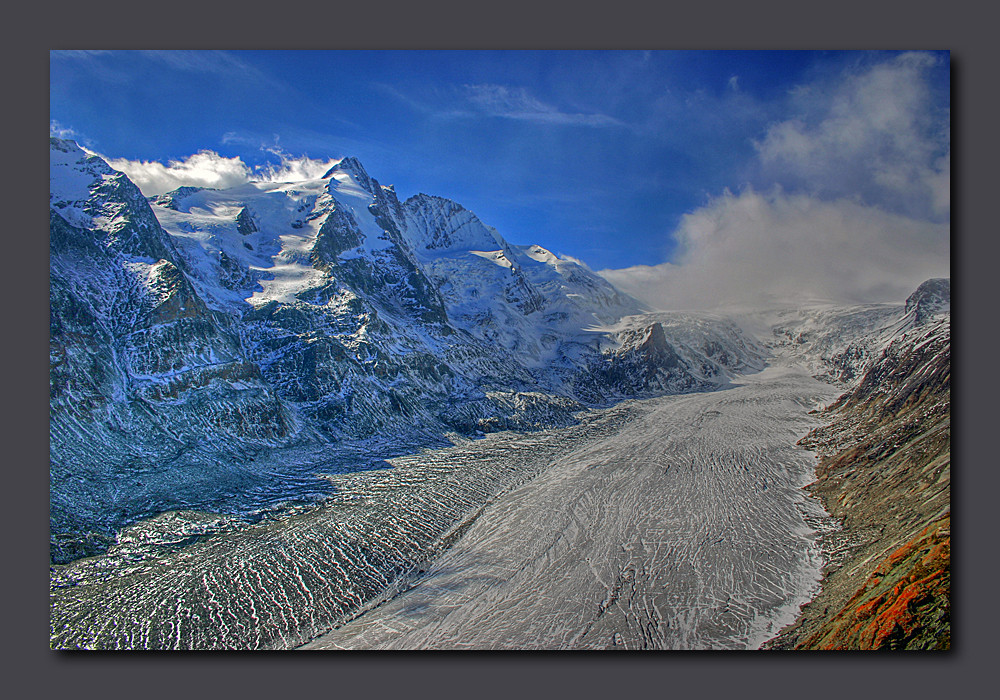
[[51, 50, 950, 307]]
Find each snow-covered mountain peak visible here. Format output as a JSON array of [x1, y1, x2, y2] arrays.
[[521, 244, 560, 265], [905, 277, 950, 325], [49, 137, 116, 180], [49, 138, 118, 227], [149, 186, 218, 212], [322, 156, 375, 195], [50, 139, 178, 263], [402, 194, 504, 253]]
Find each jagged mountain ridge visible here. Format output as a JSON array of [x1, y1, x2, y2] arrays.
[[742, 278, 950, 388], [49, 138, 764, 561]]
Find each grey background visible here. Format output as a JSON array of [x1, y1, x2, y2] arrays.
[[10, 0, 995, 696]]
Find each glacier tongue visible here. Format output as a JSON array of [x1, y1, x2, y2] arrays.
[[303, 362, 842, 650]]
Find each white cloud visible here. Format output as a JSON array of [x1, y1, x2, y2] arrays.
[[599, 188, 949, 311], [255, 146, 341, 182], [754, 51, 950, 219], [49, 120, 78, 140], [601, 52, 950, 311], [104, 147, 346, 196], [463, 84, 626, 127], [106, 151, 254, 196]]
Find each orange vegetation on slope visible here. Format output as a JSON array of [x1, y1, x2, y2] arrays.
[[799, 514, 950, 650], [768, 318, 950, 651]]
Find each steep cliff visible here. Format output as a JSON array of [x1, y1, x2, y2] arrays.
[[767, 304, 950, 650]]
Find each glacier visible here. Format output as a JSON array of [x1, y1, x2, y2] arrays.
[[49, 137, 948, 650]]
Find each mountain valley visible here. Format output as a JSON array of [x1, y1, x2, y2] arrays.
[[49, 138, 950, 650]]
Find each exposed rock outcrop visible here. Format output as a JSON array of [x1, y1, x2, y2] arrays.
[[767, 316, 950, 650]]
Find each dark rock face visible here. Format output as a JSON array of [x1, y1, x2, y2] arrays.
[[312, 206, 364, 260], [578, 316, 767, 402], [767, 317, 950, 650], [217, 250, 259, 292], [594, 323, 692, 395], [235, 207, 259, 236], [90, 178, 178, 263]]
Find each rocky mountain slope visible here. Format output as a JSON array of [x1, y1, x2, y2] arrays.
[[49, 138, 766, 563], [765, 279, 951, 649]]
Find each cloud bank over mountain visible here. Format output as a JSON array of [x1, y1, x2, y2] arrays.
[[101, 149, 341, 197], [600, 51, 950, 310], [754, 51, 949, 221], [600, 188, 949, 310]]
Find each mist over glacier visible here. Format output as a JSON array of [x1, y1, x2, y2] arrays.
[[598, 187, 950, 311]]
